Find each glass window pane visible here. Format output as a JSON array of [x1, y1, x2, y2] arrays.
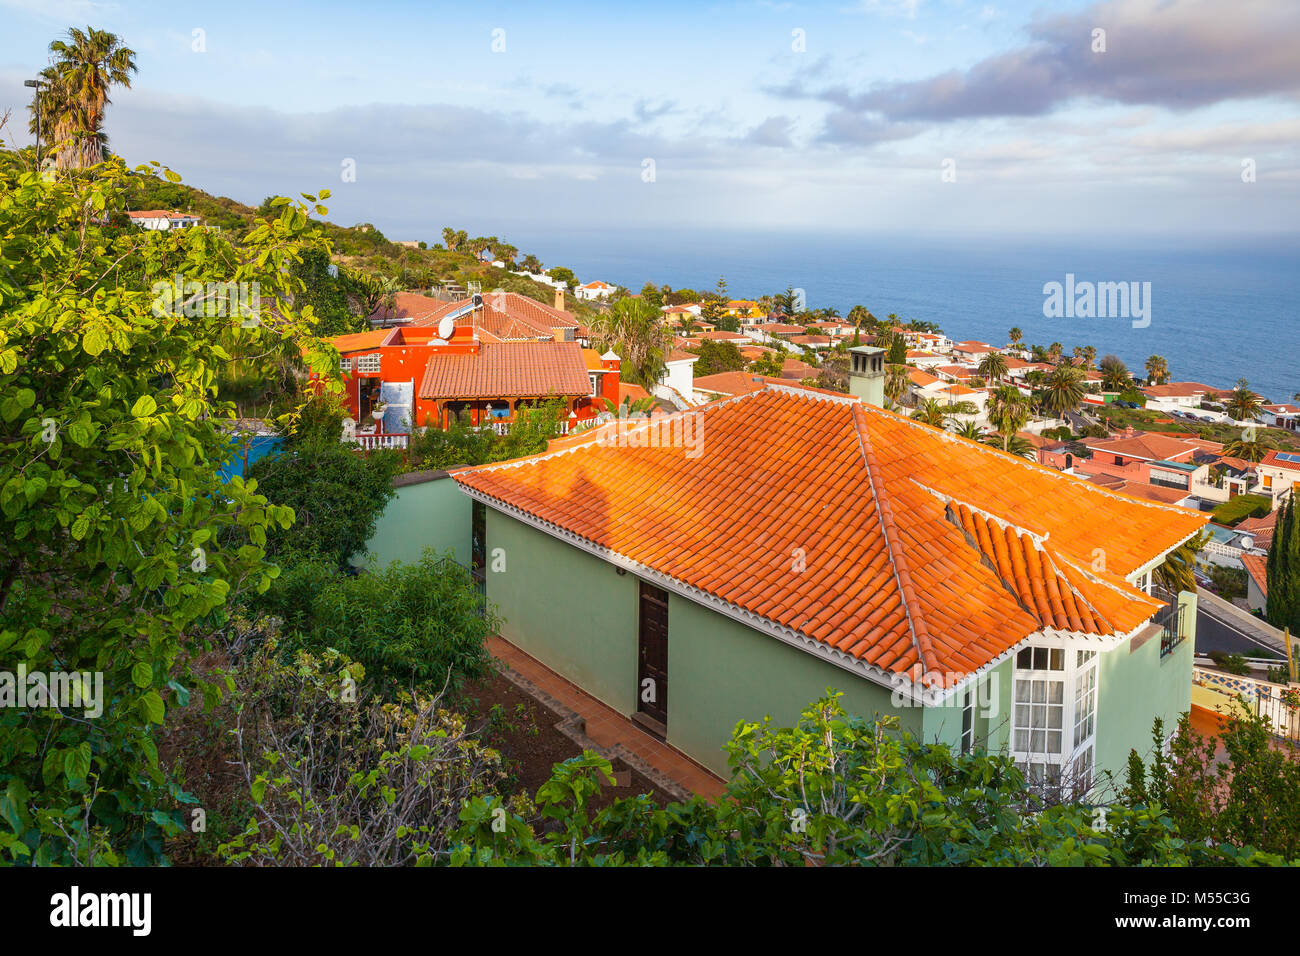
[[1050, 648, 1064, 670]]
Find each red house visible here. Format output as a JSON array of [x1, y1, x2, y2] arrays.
[[313, 293, 621, 445]]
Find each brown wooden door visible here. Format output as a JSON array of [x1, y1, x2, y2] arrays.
[[637, 582, 669, 727]]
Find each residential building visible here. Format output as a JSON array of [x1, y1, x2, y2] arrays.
[[1139, 381, 1222, 411], [1260, 404, 1300, 432], [317, 292, 616, 441], [1256, 450, 1300, 507], [126, 209, 202, 230], [449, 384, 1204, 786], [575, 280, 616, 301]]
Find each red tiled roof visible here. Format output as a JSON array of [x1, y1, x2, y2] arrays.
[[618, 383, 651, 403], [1261, 450, 1300, 472], [1237, 510, 1277, 549], [908, 368, 940, 388], [1090, 432, 1198, 462], [667, 349, 699, 363], [692, 371, 768, 396], [418, 342, 591, 399], [329, 330, 390, 353], [1242, 553, 1268, 598], [1141, 381, 1220, 398], [453, 386, 1205, 689]]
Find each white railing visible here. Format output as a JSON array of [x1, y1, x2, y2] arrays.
[[472, 419, 572, 436], [1193, 666, 1300, 740], [355, 432, 409, 450]]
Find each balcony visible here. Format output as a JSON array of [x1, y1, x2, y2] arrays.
[[354, 431, 409, 451], [1151, 586, 1188, 658]]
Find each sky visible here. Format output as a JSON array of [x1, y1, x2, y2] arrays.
[[0, 0, 1297, 244]]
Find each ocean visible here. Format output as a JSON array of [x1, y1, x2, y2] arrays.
[[503, 229, 1300, 402]]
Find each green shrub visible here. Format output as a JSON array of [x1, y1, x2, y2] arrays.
[[257, 550, 497, 693], [245, 441, 400, 566]]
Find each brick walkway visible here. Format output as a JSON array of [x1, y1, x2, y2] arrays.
[[487, 636, 727, 800]]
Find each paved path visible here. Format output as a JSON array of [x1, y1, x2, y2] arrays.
[[488, 636, 726, 800]]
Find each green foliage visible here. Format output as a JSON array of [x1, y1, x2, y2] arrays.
[[1125, 714, 1300, 859], [243, 442, 399, 567], [407, 400, 566, 472], [450, 694, 1282, 866], [1267, 497, 1300, 633], [1207, 564, 1248, 602], [291, 247, 366, 338], [1211, 494, 1272, 527], [0, 151, 335, 864], [216, 643, 503, 866], [253, 550, 497, 694], [692, 340, 746, 378], [1208, 651, 1252, 676]]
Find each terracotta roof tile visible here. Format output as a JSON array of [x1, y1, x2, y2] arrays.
[[419, 341, 591, 399], [454, 386, 1206, 688]]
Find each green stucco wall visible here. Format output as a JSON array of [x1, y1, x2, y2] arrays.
[[484, 509, 639, 714], [665, 594, 913, 774], [1093, 590, 1196, 782], [353, 473, 472, 568]]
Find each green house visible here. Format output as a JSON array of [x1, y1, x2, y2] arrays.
[[443, 384, 1205, 793]]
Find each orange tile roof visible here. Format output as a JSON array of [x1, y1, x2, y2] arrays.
[[1242, 553, 1268, 597], [419, 342, 591, 399], [1261, 450, 1300, 472], [1140, 381, 1220, 398], [1090, 432, 1199, 462], [1237, 510, 1277, 548], [618, 383, 651, 403], [692, 371, 768, 396], [328, 330, 390, 353], [908, 368, 940, 388], [453, 386, 1205, 690]]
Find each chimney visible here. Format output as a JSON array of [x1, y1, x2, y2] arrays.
[[554, 287, 565, 311]]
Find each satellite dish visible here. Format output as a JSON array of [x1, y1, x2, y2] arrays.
[[471, 293, 483, 307], [437, 315, 455, 339]]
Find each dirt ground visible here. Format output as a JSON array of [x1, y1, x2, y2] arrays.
[[455, 669, 680, 811]]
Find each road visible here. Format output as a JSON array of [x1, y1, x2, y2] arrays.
[[1196, 606, 1284, 658]]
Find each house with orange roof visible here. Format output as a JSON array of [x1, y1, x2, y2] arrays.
[[951, 341, 998, 362], [1242, 553, 1268, 613], [574, 280, 616, 301], [127, 209, 202, 230], [1256, 450, 1300, 508], [315, 293, 619, 443], [1259, 403, 1300, 432], [1139, 381, 1222, 410], [448, 383, 1204, 784]]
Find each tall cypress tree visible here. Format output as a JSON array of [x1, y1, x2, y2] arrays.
[[1267, 498, 1298, 632]]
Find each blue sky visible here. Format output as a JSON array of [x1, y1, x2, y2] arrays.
[[1, 0, 1297, 242]]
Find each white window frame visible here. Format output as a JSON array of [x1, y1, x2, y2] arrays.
[[1012, 639, 1101, 800], [588, 372, 600, 397], [339, 356, 353, 372]]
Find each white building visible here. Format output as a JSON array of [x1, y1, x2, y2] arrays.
[[127, 210, 202, 231], [575, 280, 616, 301]]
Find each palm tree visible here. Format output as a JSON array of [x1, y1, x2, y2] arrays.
[[980, 432, 1036, 460], [36, 27, 137, 170], [954, 421, 984, 441], [1041, 365, 1086, 418], [1081, 345, 1097, 368], [588, 297, 673, 387], [1047, 342, 1064, 364], [1099, 354, 1130, 392], [910, 399, 949, 428], [977, 351, 1009, 384], [1223, 431, 1276, 463], [1008, 327, 1023, 349], [986, 385, 1031, 452], [1144, 354, 1169, 385], [441, 227, 457, 249], [884, 363, 910, 405], [1153, 529, 1209, 594], [1224, 379, 1263, 421]]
